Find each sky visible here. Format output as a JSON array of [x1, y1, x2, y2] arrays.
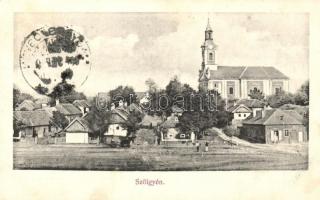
[[14, 13, 309, 97]]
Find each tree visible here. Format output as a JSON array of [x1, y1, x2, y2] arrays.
[[125, 110, 144, 137], [13, 117, 24, 136], [248, 88, 265, 100], [13, 86, 35, 109], [266, 90, 295, 108], [48, 68, 86, 105], [109, 86, 137, 106], [177, 89, 232, 138], [145, 78, 158, 93], [85, 98, 111, 142], [59, 91, 87, 104], [51, 111, 69, 130], [13, 88, 21, 109], [294, 80, 309, 105]]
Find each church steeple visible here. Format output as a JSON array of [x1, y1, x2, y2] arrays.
[[201, 18, 217, 71], [205, 18, 213, 40]]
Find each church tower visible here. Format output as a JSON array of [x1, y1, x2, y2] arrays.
[[201, 18, 217, 71]]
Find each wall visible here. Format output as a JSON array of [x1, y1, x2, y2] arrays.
[[265, 124, 307, 144], [240, 124, 266, 143], [105, 124, 127, 137], [233, 112, 251, 120]]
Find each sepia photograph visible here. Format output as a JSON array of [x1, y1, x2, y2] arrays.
[[13, 12, 309, 171]]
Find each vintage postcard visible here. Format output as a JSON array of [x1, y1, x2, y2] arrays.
[[13, 12, 309, 171], [1, 0, 320, 200]]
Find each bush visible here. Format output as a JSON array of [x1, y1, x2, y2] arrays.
[[222, 126, 239, 137]]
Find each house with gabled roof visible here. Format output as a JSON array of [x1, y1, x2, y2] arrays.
[[240, 108, 307, 144], [104, 108, 129, 138], [15, 100, 37, 111], [198, 19, 289, 99], [13, 110, 58, 138], [228, 99, 266, 125], [55, 103, 82, 122], [73, 99, 92, 116], [64, 117, 92, 143]]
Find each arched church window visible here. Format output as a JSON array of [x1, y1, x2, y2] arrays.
[[229, 87, 234, 95], [209, 52, 213, 61]]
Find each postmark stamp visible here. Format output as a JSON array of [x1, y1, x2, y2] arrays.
[[19, 26, 91, 95]]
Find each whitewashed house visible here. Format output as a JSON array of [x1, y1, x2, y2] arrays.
[[64, 117, 92, 144]]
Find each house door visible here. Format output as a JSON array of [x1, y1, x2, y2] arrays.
[[273, 130, 279, 143], [298, 131, 303, 142]]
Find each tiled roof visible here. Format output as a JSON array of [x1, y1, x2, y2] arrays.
[[14, 110, 51, 127], [16, 100, 36, 111], [109, 108, 129, 124], [73, 99, 92, 108], [209, 66, 289, 80], [210, 66, 246, 80], [228, 104, 251, 113], [64, 117, 92, 133], [243, 109, 304, 125], [237, 99, 265, 108], [55, 103, 82, 115], [37, 107, 57, 117], [35, 97, 51, 104]]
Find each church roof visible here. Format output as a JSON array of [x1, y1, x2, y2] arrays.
[[209, 66, 289, 80]]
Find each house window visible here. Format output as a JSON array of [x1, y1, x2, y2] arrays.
[[180, 134, 186, 138], [285, 130, 289, 136], [280, 115, 284, 120], [209, 53, 213, 60], [229, 87, 234, 95], [275, 87, 282, 94], [244, 114, 246, 117], [214, 83, 217, 87], [274, 130, 279, 136], [238, 114, 241, 117], [116, 126, 119, 130]]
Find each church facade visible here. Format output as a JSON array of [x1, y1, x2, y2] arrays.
[[198, 20, 289, 100]]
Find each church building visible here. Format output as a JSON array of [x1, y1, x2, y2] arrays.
[[198, 19, 289, 99]]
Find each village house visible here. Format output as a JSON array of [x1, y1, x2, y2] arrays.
[[240, 109, 307, 144], [159, 116, 195, 143], [13, 110, 57, 139], [228, 99, 266, 126], [55, 103, 83, 122], [34, 97, 51, 109], [104, 107, 130, 142], [15, 99, 38, 111], [73, 99, 92, 116], [198, 19, 289, 99], [64, 117, 92, 144]]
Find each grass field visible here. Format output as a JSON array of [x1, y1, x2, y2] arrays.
[[13, 142, 308, 171]]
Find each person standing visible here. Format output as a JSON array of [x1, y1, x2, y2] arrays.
[[196, 142, 200, 152], [205, 141, 209, 152]]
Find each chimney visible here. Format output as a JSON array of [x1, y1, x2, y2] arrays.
[[55, 98, 60, 105]]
